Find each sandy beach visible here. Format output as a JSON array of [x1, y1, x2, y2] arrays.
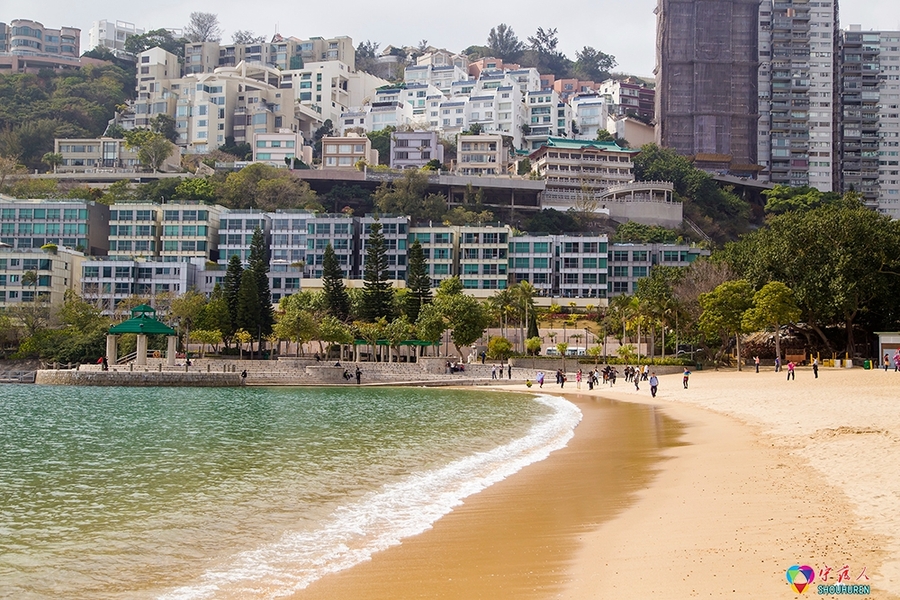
[[290, 366, 900, 599]]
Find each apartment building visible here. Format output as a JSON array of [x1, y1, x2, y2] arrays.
[[158, 204, 222, 262], [253, 130, 305, 166], [389, 131, 443, 169], [529, 137, 638, 204], [217, 210, 271, 264], [468, 57, 522, 78], [607, 243, 709, 296], [570, 94, 609, 140], [405, 64, 470, 96], [457, 224, 510, 292], [758, 0, 839, 190], [552, 78, 601, 104], [0, 247, 84, 309], [525, 90, 569, 149], [321, 135, 377, 168], [457, 133, 507, 175], [656, 0, 760, 173], [596, 78, 656, 121], [88, 20, 144, 58], [0, 197, 108, 255], [270, 210, 313, 265], [409, 226, 455, 287], [81, 259, 196, 315], [108, 204, 161, 259], [54, 138, 140, 172], [304, 215, 358, 278], [839, 26, 900, 217], [509, 234, 609, 299], [0, 20, 81, 71]]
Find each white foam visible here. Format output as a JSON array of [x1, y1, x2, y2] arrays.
[[159, 394, 582, 600]]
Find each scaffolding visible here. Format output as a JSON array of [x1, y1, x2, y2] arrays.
[[656, 0, 762, 170]]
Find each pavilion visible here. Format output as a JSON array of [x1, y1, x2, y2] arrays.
[[106, 305, 178, 366]]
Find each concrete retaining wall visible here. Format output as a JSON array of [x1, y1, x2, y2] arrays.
[[35, 370, 241, 387]]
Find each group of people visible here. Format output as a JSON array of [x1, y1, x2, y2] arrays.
[[754, 355, 819, 379], [490, 364, 513, 380], [529, 365, 677, 397], [885, 351, 900, 371]]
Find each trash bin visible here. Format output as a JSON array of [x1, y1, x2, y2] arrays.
[[864, 360, 871, 370], [696, 362, 703, 371]]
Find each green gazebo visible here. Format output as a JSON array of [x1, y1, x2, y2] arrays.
[[107, 305, 178, 366]]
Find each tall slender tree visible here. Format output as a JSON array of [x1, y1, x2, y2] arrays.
[[322, 243, 351, 321], [360, 221, 394, 322], [404, 239, 432, 322], [223, 254, 243, 336], [236, 270, 261, 334], [247, 227, 274, 335]]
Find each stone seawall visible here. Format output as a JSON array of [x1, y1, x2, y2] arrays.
[[35, 370, 242, 387]]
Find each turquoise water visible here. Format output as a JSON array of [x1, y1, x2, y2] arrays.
[[0, 385, 579, 599]]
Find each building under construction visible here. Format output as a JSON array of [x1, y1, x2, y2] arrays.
[[655, 0, 761, 174]]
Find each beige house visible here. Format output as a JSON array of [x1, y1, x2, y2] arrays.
[[456, 133, 507, 176], [54, 138, 140, 173], [321, 135, 377, 168]]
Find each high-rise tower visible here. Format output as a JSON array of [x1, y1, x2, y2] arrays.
[[655, 0, 761, 173], [758, 0, 840, 191]]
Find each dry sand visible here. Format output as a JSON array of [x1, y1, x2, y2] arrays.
[[565, 366, 900, 599], [290, 366, 900, 599]]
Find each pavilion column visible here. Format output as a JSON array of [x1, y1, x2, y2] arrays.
[[136, 334, 148, 366], [106, 334, 118, 366], [166, 335, 177, 366]]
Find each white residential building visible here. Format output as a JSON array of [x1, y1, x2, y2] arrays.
[[253, 130, 304, 166], [571, 94, 608, 140], [390, 130, 443, 169], [88, 20, 144, 58]]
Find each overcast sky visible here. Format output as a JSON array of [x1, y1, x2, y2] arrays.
[[12, 0, 900, 77]]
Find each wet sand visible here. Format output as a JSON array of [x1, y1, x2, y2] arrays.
[[289, 368, 900, 599], [291, 394, 681, 599]]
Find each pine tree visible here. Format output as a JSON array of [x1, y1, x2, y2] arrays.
[[404, 239, 432, 322], [247, 227, 273, 335], [322, 243, 351, 321], [235, 269, 261, 333], [223, 254, 243, 336], [359, 220, 394, 322]]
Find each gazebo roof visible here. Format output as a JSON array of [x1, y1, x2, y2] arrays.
[[108, 305, 176, 335]]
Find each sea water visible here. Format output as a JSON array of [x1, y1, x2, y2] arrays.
[[0, 384, 580, 599]]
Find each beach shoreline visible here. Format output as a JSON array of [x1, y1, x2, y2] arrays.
[[288, 367, 900, 599]]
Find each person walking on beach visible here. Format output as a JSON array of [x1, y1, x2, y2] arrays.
[[560, 370, 566, 388], [633, 372, 640, 392], [355, 367, 362, 385], [754, 356, 760, 373], [786, 361, 795, 381], [508, 364, 512, 380], [775, 356, 781, 372], [885, 353, 890, 371], [649, 373, 659, 398], [894, 350, 900, 372], [537, 371, 545, 388], [491, 365, 497, 380], [683, 368, 691, 389], [812, 357, 819, 379], [480, 351, 486, 364]]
